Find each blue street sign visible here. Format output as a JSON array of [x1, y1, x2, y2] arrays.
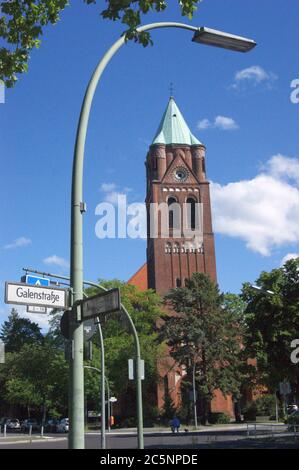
[[21, 275, 50, 287]]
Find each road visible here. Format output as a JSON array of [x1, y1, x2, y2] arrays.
[[0, 427, 298, 449]]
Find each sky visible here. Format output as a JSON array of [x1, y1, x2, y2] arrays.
[[1, 0, 299, 329]]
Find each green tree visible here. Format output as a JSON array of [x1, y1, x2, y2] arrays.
[[4, 376, 40, 418], [86, 280, 164, 422], [0, 308, 43, 352], [0, 0, 202, 87], [48, 279, 164, 422], [160, 273, 243, 424], [3, 343, 68, 421], [161, 394, 177, 422], [242, 258, 299, 400]]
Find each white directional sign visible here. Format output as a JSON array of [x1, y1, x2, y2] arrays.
[[5, 282, 68, 309]]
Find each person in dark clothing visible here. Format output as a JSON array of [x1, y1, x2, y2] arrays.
[[170, 416, 181, 433]]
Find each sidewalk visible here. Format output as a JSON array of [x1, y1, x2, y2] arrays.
[[0, 434, 66, 445], [86, 423, 251, 436]]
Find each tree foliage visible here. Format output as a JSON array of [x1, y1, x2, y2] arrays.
[[0, 308, 43, 353], [85, 280, 164, 420], [0, 343, 68, 420], [0, 0, 202, 87], [160, 273, 243, 423], [242, 258, 299, 396], [47, 279, 164, 421]]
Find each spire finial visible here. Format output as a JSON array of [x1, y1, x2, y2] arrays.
[[169, 82, 174, 98]]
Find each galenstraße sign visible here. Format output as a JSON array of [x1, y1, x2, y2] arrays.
[[5, 282, 68, 309]]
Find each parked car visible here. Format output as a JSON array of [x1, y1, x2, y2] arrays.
[[45, 419, 60, 433], [21, 419, 40, 433], [0, 418, 12, 426], [0, 417, 12, 426], [57, 418, 69, 433], [6, 419, 21, 431]]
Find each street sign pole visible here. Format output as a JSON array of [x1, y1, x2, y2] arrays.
[[98, 321, 106, 449]]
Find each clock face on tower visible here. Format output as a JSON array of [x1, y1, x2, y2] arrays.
[[173, 166, 189, 183]]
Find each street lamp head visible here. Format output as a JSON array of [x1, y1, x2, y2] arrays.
[[192, 27, 257, 53], [251, 285, 275, 296]]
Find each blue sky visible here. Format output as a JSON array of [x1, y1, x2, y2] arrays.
[[1, 0, 299, 327]]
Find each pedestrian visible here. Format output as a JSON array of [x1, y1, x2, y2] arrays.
[[170, 416, 180, 434]]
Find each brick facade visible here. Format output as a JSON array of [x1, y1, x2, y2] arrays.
[[128, 99, 235, 419]]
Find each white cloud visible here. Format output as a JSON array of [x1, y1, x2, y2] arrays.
[[214, 116, 239, 131], [3, 237, 32, 250], [265, 154, 299, 182], [197, 118, 211, 130], [211, 155, 299, 256], [43, 255, 69, 269], [232, 65, 278, 90], [104, 192, 127, 204], [281, 253, 299, 266], [0, 304, 50, 331], [197, 116, 239, 131], [100, 183, 117, 192], [22, 310, 50, 330], [100, 182, 132, 205], [236, 66, 270, 83]]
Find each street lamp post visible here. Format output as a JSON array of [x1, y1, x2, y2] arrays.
[[69, 21, 256, 449]]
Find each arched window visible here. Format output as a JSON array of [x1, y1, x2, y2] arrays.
[[184, 278, 189, 287], [187, 197, 196, 230], [176, 278, 182, 288], [168, 197, 180, 231]]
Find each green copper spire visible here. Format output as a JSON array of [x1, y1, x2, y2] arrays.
[[152, 97, 202, 146]]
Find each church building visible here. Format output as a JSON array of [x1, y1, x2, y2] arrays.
[[128, 97, 234, 418]]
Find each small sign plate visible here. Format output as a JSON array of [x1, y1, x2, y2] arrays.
[[27, 305, 47, 314]]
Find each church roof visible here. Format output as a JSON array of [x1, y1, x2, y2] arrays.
[[152, 97, 203, 146], [127, 263, 148, 291]]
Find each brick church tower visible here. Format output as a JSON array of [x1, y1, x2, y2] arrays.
[[146, 96, 217, 294], [129, 97, 234, 417]]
